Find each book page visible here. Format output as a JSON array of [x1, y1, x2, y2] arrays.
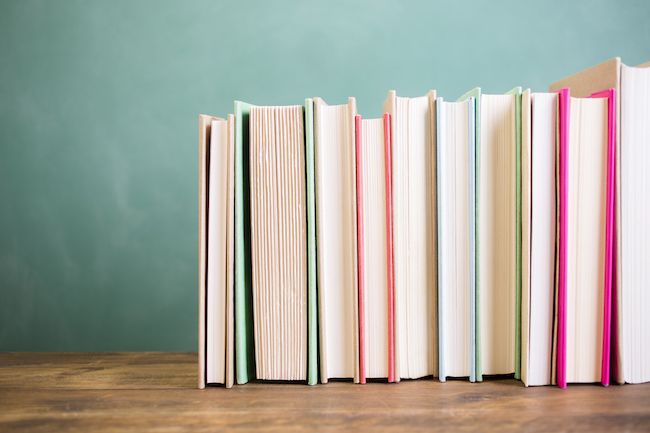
[[438, 99, 472, 379], [620, 64, 650, 384], [479, 94, 516, 375], [565, 97, 607, 384], [206, 119, 228, 384], [528, 93, 557, 386], [314, 99, 358, 381]]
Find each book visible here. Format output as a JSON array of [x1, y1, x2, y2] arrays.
[[248, 104, 307, 381], [520, 91, 558, 387], [435, 96, 476, 382], [456, 88, 481, 381], [304, 99, 318, 386], [618, 63, 650, 384], [383, 91, 438, 381], [550, 59, 650, 384], [198, 114, 216, 389], [199, 114, 235, 389], [458, 87, 520, 380], [555, 88, 615, 388], [356, 114, 395, 383], [512, 87, 523, 382], [207, 116, 236, 388], [196, 56, 650, 389], [314, 97, 360, 384], [234, 101, 256, 384]]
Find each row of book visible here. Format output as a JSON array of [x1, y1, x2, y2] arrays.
[[198, 57, 650, 389]]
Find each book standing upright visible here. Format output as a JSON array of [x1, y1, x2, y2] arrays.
[[356, 114, 395, 383], [458, 87, 521, 381], [233, 101, 256, 384], [520, 90, 558, 387], [435, 96, 477, 382], [383, 91, 438, 381], [314, 97, 360, 384], [550, 59, 650, 384], [198, 114, 235, 389], [555, 87, 615, 388]]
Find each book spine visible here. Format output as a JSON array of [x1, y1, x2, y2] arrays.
[[356, 115, 366, 384]]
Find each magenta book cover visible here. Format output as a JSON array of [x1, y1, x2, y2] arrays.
[[591, 88, 616, 387]]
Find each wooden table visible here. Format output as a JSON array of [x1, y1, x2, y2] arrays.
[[1, 352, 649, 431]]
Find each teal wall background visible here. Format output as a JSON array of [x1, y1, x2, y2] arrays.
[[1, 0, 648, 351]]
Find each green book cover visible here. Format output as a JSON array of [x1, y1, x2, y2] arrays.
[[234, 101, 255, 384], [505, 87, 523, 381], [457, 88, 482, 382], [305, 99, 318, 385]]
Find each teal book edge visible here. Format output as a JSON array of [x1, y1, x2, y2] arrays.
[[505, 87, 523, 381], [305, 98, 318, 385], [234, 101, 256, 385], [457, 88, 482, 382], [435, 97, 445, 383]]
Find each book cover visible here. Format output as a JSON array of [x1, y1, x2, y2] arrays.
[[234, 101, 256, 385], [550, 60, 621, 382], [556, 88, 570, 389], [384, 113, 396, 384], [551, 58, 650, 385], [520, 89, 531, 386], [457, 88, 481, 382], [356, 113, 396, 384], [435, 99, 445, 382], [467, 98, 477, 384], [556, 88, 614, 388], [314, 97, 360, 384], [355, 115, 366, 385], [436, 97, 476, 383], [305, 99, 318, 386], [198, 114, 220, 389], [383, 90, 438, 381], [506, 86, 523, 381], [591, 88, 616, 387], [226, 114, 236, 389]]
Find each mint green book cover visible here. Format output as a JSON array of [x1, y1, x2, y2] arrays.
[[505, 87, 523, 381], [305, 99, 318, 385], [457, 88, 481, 382], [234, 101, 255, 384]]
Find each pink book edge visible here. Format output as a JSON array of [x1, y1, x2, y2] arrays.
[[383, 113, 395, 383], [611, 206, 620, 383], [355, 115, 366, 384], [591, 89, 616, 386], [556, 88, 570, 389]]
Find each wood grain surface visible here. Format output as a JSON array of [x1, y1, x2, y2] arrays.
[[1, 352, 649, 432]]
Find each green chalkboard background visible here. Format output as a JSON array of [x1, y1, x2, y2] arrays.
[[1, 0, 648, 351]]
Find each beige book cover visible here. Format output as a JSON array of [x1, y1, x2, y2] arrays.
[[198, 114, 235, 389], [225, 114, 235, 389], [198, 114, 222, 389]]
